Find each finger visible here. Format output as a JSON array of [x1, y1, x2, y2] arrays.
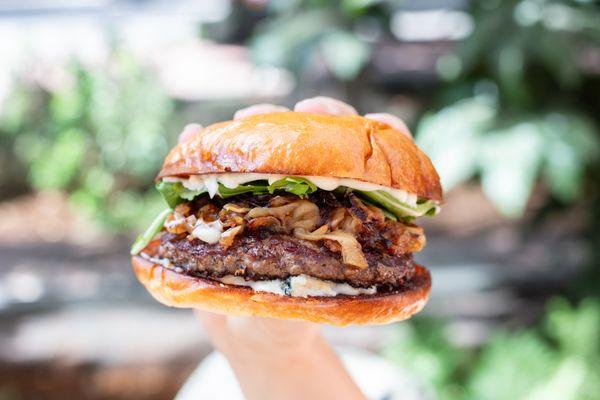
[[294, 96, 358, 116], [194, 309, 227, 335], [234, 104, 289, 120], [365, 113, 412, 140], [227, 316, 321, 349], [178, 123, 203, 143]]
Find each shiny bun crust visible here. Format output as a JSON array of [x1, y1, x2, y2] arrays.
[[131, 243, 431, 326], [158, 112, 442, 202]]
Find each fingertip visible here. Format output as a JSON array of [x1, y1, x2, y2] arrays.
[[178, 123, 203, 143], [194, 308, 222, 323], [364, 113, 412, 139], [294, 96, 358, 116], [234, 104, 289, 120]]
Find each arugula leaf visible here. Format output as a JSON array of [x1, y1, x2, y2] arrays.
[[356, 190, 437, 219], [268, 177, 317, 197], [156, 181, 205, 208], [358, 196, 398, 221], [218, 182, 269, 198], [130, 208, 172, 255], [157, 177, 318, 205]]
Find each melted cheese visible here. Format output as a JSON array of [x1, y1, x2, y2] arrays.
[[220, 274, 377, 298], [163, 173, 423, 207]]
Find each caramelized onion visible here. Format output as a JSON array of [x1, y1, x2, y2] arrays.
[[328, 207, 346, 230], [294, 227, 368, 269], [174, 203, 192, 217], [384, 223, 426, 254], [247, 216, 283, 232], [405, 225, 426, 252], [197, 204, 220, 222], [340, 215, 360, 234], [219, 225, 244, 248], [247, 200, 318, 232], [268, 196, 293, 207], [165, 209, 197, 234], [164, 213, 188, 234], [223, 203, 250, 214]]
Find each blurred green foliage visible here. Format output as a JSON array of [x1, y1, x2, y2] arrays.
[[417, 0, 600, 216], [0, 52, 175, 231], [417, 98, 599, 216], [384, 298, 600, 400], [250, 0, 382, 80]]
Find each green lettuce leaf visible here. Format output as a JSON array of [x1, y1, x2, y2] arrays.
[[358, 196, 398, 221], [156, 177, 318, 205], [356, 190, 437, 219], [218, 182, 269, 198], [130, 208, 172, 255], [156, 181, 205, 208], [268, 177, 317, 197]]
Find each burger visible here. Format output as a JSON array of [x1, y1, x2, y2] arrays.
[[131, 112, 442, 325]]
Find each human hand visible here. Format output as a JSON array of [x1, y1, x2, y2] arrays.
[[195, 311, 365, 400], [195, 310, 320, 363], [179, 96, 411, 400]]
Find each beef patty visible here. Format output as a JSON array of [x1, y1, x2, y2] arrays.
[[159, 232, 415, 288]]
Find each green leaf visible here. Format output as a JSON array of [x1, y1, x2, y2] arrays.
[[358, 196, 398, 221], [155, 181, 205, 208], [478, 122, 544, 217], [267, 177, 317, 197], [218, 182, 269, 198], [541, 113, 600, 203], [468, 332, 559, 400], [356, 190, 437, 218], [545, 298, 600, 360], [320, 30, 371, 80], [29, 128, 88, 190], [156, 177, 317, 205], [130, 208, 172, 255], [416, 98, 496, 190]]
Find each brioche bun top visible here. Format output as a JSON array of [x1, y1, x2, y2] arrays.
[[158, 112, 442, 202]]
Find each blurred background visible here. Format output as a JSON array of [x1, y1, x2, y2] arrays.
[[0, 0, 599, 399]]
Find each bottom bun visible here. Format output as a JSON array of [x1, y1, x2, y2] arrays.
[[131, 242, 431, 326]]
